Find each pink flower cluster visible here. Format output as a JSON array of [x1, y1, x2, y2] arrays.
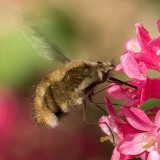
[[100, 19, 160, 160]]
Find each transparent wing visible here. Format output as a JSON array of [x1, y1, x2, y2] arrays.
[[21, 18, 70, 63]]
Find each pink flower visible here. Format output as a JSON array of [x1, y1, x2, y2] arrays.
[[117, 106, 160, 160], [106, 19, 160, 110], [106, 77, 160, 108], [99, 97, 160, 159], [99, 98, 140, 160], [102, 18, 160, 160], [116, 18, 160, 74]]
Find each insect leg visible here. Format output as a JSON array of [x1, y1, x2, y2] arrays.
[[82, 100, 106, 124], [82, 100, 87, 124], [87, 94, 107, 115], [83, 119, 115, 145], [99, 121, 115, 145], [83, 99, 115, 145]]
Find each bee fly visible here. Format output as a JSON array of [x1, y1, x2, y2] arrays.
[[21, 19, 137, 128]]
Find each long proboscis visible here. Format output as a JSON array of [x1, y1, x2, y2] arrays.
[[109, 77, 137, 89]]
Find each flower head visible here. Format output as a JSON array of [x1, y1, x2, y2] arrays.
[[102, 18, 160, 160], [106, 19, 160, 108], [116, 18, 160, 73], [117, 106, 160, 160], [99, 97, 160, 160], [99, 97, 141, 160]]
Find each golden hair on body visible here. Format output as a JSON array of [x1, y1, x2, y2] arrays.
[[34, 60, 113, 128]]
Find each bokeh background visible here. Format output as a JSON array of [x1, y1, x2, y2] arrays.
[[0, 0, 160, 159]]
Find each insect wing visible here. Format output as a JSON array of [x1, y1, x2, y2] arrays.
[[21, 19, 70, 63]]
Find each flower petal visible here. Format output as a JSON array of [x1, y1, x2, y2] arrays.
[[155, 133, 160, 144], [117, 132, 146, 155], [145, 106, 160, 114], [111, 147, 121, 160], [99, 116, 112, 135], [138, 62, 147, 77], [121, 52, 147, 81], [134, 51, 160, 71], [148, 151, 160, 160], [148, 37, 160, 52], [105, 84, 135, 100], [115, 120, 141, 138], [123, 107, 155, 131], [111, 147, 133, 160], [145, 106, 160, 122], [155, 110, 160, 128], [135, 23, 151, 50], [125, 39, 141, 53], [115, 63, 123, 71], [141, 78, 160, 104], [145, 127, 158, 139], [139, 151, 149, 160], [104, 97, 119, 119], [124, 99, 141, 108], [118, 100, 141, 117]]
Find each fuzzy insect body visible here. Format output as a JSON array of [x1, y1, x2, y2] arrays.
[[34, 60, 113, 127]]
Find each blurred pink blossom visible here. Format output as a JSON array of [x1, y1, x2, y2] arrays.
[[0, 90, 19, 143], [0, 89, 104, 160]]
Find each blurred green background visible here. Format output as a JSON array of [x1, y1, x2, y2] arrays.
[[0, 0, 160, 159]]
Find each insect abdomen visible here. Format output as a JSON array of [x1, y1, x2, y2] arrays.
[[34, 78, 65, 128], [34, 60, 111, 128], [44, 86, 64, 118]]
